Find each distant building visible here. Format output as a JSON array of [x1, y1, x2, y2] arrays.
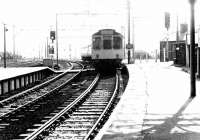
[[160, 40, 186, 63]]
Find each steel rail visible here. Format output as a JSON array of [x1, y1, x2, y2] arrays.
[[24, 73, 100, 140], [71, 61, 85, 69], [84, 73, 119, 140]]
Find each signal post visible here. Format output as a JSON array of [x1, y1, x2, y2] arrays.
[[164, 12, 170, 62], [126, 44, 133, 64]]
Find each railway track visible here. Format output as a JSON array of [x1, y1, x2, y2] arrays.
[[0, 61, 123, 140], [0, 62, 83, 115], [70, 62, 86, 70], [0, 69, 97, 140], [18, 73, 119, 140], [0, 61, 95, 140], [0, 61, 76, 101], [0, 62, 83, 119]]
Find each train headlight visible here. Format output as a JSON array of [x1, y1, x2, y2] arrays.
[[96, 54, 99, 59], [116, 54, 119, 59]]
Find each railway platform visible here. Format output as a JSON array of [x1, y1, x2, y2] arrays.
[[0, 67, 57, 95], [97, 60, 200, 140], [0, 67, 50, 81]]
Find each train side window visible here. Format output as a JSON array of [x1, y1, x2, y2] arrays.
[[103, 36, 112, 49], [93, 37, 101, 50], [113, 37, 122, 49]]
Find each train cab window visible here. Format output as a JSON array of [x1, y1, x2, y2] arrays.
[[103, 36, 112, 49], [113, 37, 122, 49], [93, 37, 101, 50]]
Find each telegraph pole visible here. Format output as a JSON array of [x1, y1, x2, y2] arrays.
[[3, 24, 8, 68], [189, 0, 196, 97], [132, 17, 135, 64], [13, 25, 16, 60]]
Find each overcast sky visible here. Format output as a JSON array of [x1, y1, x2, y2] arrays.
[[0, 0, 199, 59]]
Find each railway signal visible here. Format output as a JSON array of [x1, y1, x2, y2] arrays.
[[180, 24, 188, 34], [50, 31, 55, 42], [165, 12, 170, 30], [49, 46, 54, 54], [164, 12, 170, 62]]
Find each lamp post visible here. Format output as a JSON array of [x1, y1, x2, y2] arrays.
[[197, 27, 200, 78], [13, 25, 16, 60], [126, 0, 133, 64], [3, 24, 8, 68], [121, 26, 126, 59], [189, 0, 196, 97]]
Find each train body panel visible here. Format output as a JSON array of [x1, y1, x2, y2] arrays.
[[92, 49, 124, 60]]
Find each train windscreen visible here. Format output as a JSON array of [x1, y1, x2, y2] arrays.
[[93, 37, 101, 49], [113, 37, 122, 49], [103, 36, 112, 49]]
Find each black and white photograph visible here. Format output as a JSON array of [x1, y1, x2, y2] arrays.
[[0, 0, 200, 139]]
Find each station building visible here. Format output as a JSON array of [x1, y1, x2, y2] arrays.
[[160, 26, 200, 71]]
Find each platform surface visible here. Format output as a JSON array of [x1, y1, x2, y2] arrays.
[[99, 60, 200, 140], [0, 67, 49, 81]]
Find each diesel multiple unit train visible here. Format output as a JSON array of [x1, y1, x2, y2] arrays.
[[91, 29, 124, 70]]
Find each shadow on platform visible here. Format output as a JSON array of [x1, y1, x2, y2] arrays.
[[102, 97, 200, 140]]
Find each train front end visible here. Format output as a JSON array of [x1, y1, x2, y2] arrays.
[[91, 29, 124, 71]]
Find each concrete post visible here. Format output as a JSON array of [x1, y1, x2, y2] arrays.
[[189, 0, 196, 97]]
